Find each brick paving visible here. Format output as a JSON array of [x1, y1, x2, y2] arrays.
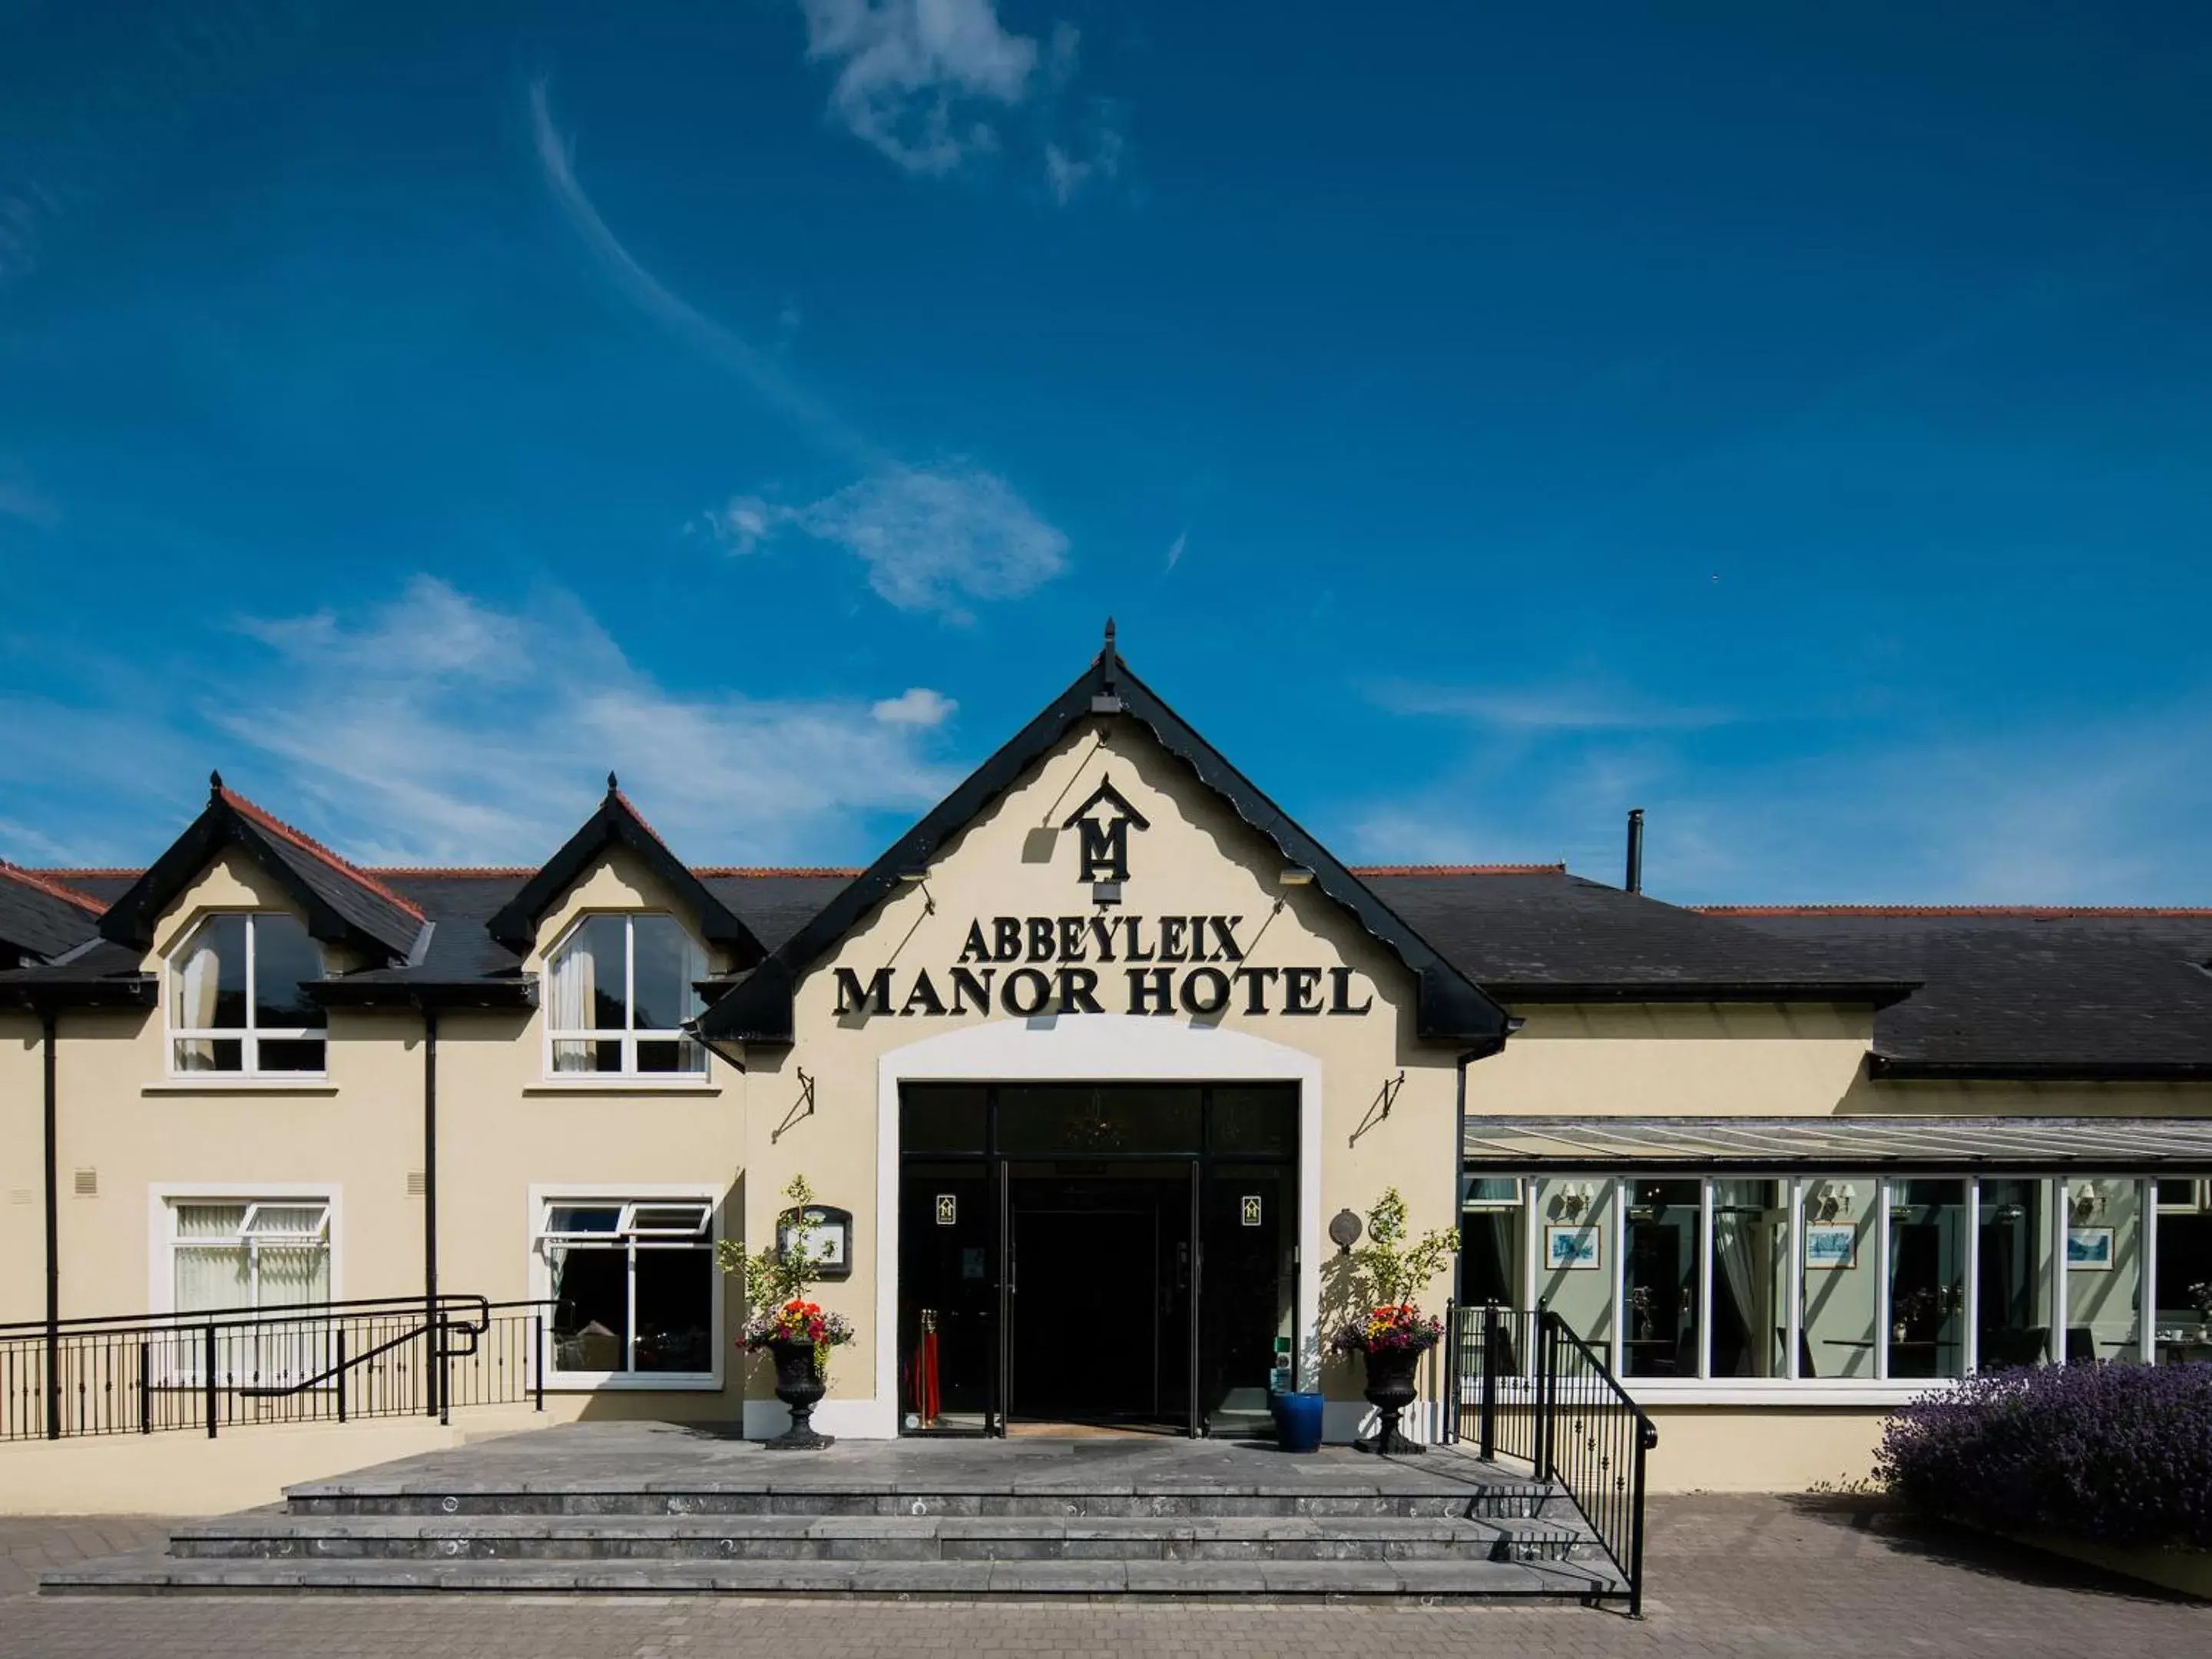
[[3, 1495, 2207, 1657]]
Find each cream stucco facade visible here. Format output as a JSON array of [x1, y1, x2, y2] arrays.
[[5, 679, 2211, 1512]]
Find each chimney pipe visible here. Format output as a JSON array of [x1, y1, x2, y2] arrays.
[[1624, 808, 1645, 895]]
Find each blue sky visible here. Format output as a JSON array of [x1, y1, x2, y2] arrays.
[[2, 1, 2208, 900]]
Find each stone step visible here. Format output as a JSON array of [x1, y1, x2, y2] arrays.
[[283, 1481, 1575, 1522], [43, 1549, 1624, 1600], [168, 1511, 1601, 1565]]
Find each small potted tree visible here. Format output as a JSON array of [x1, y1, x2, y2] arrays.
[[719, 1174, 853, 1450], [1329, 1188, 1457, 1455]]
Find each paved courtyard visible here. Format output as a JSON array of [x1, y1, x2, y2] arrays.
[[3, 1495, 2205, 1657]]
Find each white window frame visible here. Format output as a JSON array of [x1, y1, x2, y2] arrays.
[[1482, 1168, 2174, 1405], [147, 1183, 343, 1315], [164, 911, 329, 1079], [541, 912, 710, 1081], [529, 1183, 723, 1391]]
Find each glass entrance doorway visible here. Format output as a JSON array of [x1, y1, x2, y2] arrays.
[[896, 1083, 1298, 1437]]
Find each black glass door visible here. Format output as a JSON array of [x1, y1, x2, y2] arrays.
[[1005, 1166, 1191, 1429], [897, 1162, 996, 1432], [898, 1083, 1297, 1438]]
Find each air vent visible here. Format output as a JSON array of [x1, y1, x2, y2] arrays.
[[72, 1167, 98, 1197], [406, 1171, 427, 1197], [7, 1189, 30, 1206]]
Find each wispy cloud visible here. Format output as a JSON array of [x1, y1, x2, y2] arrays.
[[796, 0, 1039, 176], [1045, 120, 1124, 206], [1344, 696, 2212, 904], [1163, 529, 1187, 573], [792, 1, 1124, 202], [529, 78, 1074, 619], [0, 576, 965, 867], [871, 686, 957, 727], [528, 80, 853, 458], [701, 465, 1068, 622], [1370, 677, 1735, 732], [0, 465, 58, 529]]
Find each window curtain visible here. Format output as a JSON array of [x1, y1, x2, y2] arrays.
[[176, 932, 223, 1070], [174, 1207, 251, 1317], [1714, 1208, 1761, 1377], [548, 934, 596, 1072], [253, 1246, 329, 1308], [677, 932, 706, 1023]]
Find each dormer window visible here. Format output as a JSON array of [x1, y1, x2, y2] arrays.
[[167, 912, 328, 1075], [545, 913, 707, 1076]]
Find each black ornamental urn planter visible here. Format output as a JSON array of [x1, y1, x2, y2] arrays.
[[764, 1338, 833, 1450], [1354, 1343, 1426, 1455]]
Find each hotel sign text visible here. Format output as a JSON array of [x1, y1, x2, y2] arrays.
[[833, 913, 1375, 1020]]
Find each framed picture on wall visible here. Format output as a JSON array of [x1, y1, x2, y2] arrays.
[[2067, 1226, 2115, 1270], [1545, 1224, 1601, 1271], [1803, 1223, 1857, 1270]]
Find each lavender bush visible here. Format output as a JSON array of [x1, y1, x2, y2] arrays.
[[1876, 1364, 2212, 1549]]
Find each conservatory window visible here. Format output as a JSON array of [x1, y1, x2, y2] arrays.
[[1458, 1179, 1525, 1309], [1977, 1179, 2054, 1366], [1463, 1171, 2177, 1386], [1887, 1181, 1969, 1379], [2058, 1177, 2142, 1366], [545, 913, 707, 1076], [1799, 1177, 1879, 1379], [167, 912, 327, 1075], [538, 1198, 714, 1377], [2154, 1180, 2212, 1340], [1535, 1177, 1614, 1349], [1709, 1180, 1785, 1378], [1623, 1181, 1702, 1379]]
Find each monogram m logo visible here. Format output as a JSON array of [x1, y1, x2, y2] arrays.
[[1061, 775, 1151, 902]]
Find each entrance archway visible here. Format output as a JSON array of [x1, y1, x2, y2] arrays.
[[869, 1016, 1323, 1439]]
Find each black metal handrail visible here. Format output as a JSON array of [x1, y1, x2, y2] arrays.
[[1, 1295, 551, 1443], [1444, 1301, 1659, 1618], [0, 1292, 489, 1336]]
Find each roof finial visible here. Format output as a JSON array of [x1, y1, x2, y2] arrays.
[[1103, 615, 1116, 660], [209, 769, 224, 798], [606, 770, 620, 796]]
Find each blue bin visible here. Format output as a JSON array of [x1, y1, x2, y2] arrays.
[[1271, 1389, 1325, 1454]]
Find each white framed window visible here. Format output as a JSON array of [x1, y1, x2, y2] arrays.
[[167, 912, 327, 1076], [532, 1190, 718, 1386], [543, 912, 707, 1077], [1462, 1177, 1524, 1209], [167, 1198, 333, 1314], [1475, 1169, 2165, 1397], [2156, 1179, 2210, 1213]]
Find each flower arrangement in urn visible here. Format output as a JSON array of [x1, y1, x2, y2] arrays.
[[718, 1173, 853, 1450], [1328, 1188, 1458, 1455]]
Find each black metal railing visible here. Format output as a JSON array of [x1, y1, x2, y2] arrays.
[[0, 1294, 549, 1442], [1444, 1301, 1659, 1618]]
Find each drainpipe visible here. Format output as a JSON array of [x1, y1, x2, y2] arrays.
[[420, 1000, 439, 1419], [41, 1004, 59, 1439]]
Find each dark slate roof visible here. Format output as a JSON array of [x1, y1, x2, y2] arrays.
[[98, 780, 426, 963], [1366, 869, 1918, 1003], [1710, 909, 2212, 1078], [9, 822, 2210, 1083], [703, 873, 858, 957], [485, 780, 765, 962], [0, 863, 105, 965], [0, 939, 157, 1008]]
